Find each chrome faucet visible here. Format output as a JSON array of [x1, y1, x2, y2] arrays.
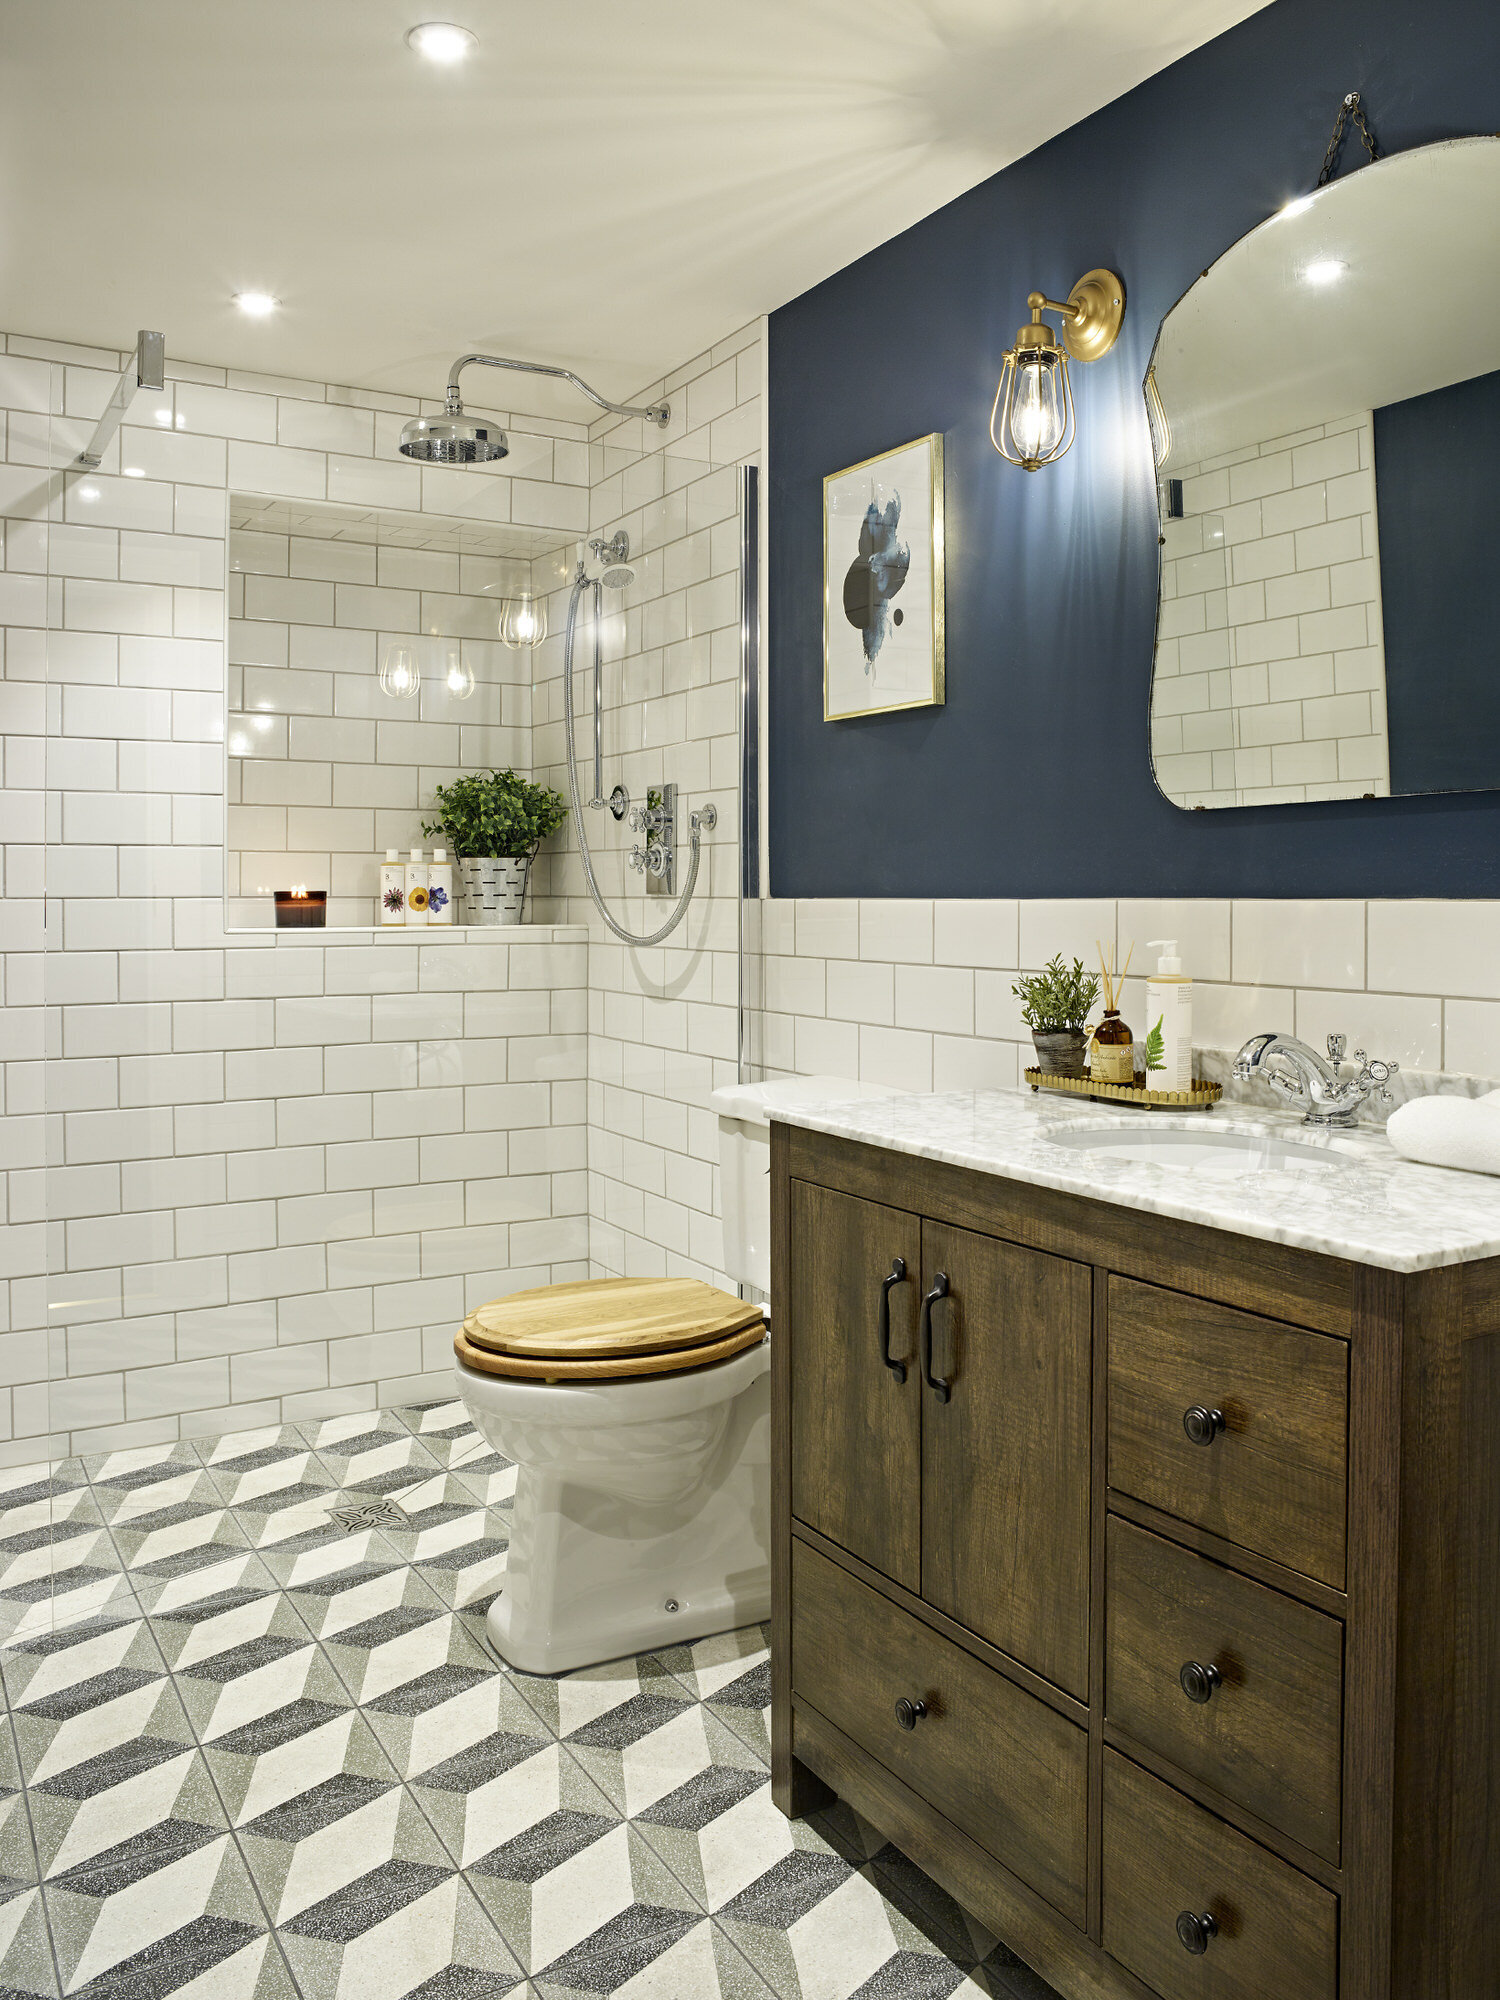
[[1232, 1032, 1399, 1127]]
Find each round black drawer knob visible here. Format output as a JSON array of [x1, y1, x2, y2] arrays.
[[1176, 1910, 1219, 1956], [1183, 1405, 1226, 1447], [1179, 1660, 1223, 1704], [894, 1697, 928, 1731]]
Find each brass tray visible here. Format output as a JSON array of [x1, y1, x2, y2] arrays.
[[1024, 1067, 1222, 1112]]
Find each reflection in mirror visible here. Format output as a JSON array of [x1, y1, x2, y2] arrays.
[[1147, 137, 1500, 809]]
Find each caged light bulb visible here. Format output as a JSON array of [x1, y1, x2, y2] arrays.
[[1011, 355, 1065, 464]]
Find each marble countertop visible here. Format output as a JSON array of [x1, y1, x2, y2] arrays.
[[772, 1087, 1500, 1272]]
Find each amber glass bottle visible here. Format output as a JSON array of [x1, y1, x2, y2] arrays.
[[1090, 1008, 1135, 1085]]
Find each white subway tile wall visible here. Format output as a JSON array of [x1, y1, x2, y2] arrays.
[[1152, 413, 1391, 807], [751, 898, 1500, 1114], [225, 495, 562, 926], [0, 331, 593, 1463], [530, 323, 762, 1291]]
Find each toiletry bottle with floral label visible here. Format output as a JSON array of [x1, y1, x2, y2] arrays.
[[380, 849, 405, 925], [427, 847, 454, 925], [1145, 938, 1193, 1092], [404, 847, 429, 926]]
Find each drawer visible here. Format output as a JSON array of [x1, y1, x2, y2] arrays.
[[1106, 1517, 1343, 1862], [791, 1538, 1086, 1925], [1108, 1275, 1348, 1588], [1102, 1750, 1337, 2000]]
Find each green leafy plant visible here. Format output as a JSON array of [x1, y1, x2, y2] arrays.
[[1143, 1015, 1166, 1072], [421, 769, 568, 861], [1011, 954, 1102, 1035]]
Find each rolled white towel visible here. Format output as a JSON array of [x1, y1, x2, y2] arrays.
[[1386, 1089, 1500, 1176]]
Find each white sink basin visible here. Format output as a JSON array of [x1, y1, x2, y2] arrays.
[[1046, 1124, 1354, 1173]]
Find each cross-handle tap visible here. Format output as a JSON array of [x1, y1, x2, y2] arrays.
[[1232, 1030, 1399, 1126]]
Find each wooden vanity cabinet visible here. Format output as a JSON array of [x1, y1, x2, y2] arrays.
[[772, 1121, 1500, 2000]]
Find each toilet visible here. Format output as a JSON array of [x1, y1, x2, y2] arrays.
[[455, 1073, 900, 1674]]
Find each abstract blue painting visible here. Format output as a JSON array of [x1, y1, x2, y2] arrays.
[[824, 434, 944, 719]]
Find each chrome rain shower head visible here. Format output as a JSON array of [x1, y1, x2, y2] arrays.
[[399, 392, 509, 463]]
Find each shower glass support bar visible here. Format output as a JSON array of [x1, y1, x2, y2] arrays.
[[71, 330, 165, 469]]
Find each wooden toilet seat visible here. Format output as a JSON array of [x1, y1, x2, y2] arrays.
[[455, 1275, 766, 1382]]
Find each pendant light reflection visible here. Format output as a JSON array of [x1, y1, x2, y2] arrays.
[[378, 643, 420, 699], [499, 593, 547, 650], [990, 269, 1125, 472], [441, 640, 475, 700]]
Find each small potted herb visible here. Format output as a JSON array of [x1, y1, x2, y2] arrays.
[[421, 769, 568, 926], [1013, 954, 1102, 1077]]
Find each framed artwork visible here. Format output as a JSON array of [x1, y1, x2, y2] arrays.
[[823, 432, 944, 721]]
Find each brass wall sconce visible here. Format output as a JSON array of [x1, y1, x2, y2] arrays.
[[989, 268, 1125, 470]]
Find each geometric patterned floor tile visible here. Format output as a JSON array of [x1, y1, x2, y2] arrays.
[[40, 1805, 276, 1998], [68, 1916, 301, 1999], [278, 1865, 523, 2000], [473, 1817, 702, 1983], [0, 1405, 1062, 2000], [0, 1884, 63, 1998]]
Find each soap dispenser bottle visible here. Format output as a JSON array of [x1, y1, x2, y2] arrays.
[[404, 847, 429, 926], [380, 848, 405, 926], [1146, 939, 1193, 1092], [427, 847, 454, 925]]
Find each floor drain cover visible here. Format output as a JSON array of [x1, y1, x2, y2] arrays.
[[329, 1494, 409, 1534]]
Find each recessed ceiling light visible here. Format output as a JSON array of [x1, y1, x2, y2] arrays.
[[1303, 259, 1347, 286], [406, 21, 475, 62], [234, 291, 279, 317]]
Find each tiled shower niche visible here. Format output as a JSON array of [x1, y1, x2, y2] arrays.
[[226, 495, 563, 928]]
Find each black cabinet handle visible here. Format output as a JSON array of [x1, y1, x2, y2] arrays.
[[1176, 1910, 1219, 1956], [1179, 1660, 1223, 1705], [878, 1257, 909, 1383], [894, 1697, 928, 1731], [919, 1273, 952, 1403], [1183, 1405, 1226, 1447]]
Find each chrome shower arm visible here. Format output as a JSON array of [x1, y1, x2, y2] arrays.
[[443, 353, 670, 427], [71, 330, 164, 470]]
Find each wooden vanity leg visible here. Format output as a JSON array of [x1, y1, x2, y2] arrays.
[[775, 1750, 837, 1820]]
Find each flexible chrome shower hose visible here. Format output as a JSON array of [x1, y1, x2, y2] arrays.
[[562, 573, 708, 947]]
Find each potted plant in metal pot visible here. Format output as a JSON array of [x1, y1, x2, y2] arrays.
[[421, 768, 568, 927], [1013, 954, 1102, 1077]]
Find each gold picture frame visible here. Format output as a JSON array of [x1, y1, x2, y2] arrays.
[[823, 432, 945, 721]]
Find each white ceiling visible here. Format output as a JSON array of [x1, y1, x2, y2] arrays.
[[1, 0, 1269, 419]]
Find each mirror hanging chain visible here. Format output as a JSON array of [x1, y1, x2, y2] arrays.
[[1318, 90, 1381, 185]]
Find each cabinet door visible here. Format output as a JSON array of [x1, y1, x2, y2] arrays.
[[789, 1180, 921, 1589], [919, 1223, 1092, 1698]]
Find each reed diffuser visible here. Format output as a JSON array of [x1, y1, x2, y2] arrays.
[[1091, 940, 1135, 1085]]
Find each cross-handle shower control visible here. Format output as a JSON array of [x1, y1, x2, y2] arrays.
[[628, 805, 668, 835], [628, 844, 670, 877]]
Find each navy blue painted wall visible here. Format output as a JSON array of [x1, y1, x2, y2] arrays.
[[767, 0, 1500, 898], [1377, 369, 1500, 796]]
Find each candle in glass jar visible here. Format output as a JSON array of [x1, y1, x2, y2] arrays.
[[274, 887, 327, 929]]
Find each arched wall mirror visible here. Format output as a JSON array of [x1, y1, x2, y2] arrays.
[[1147, 135, 1500, 810]]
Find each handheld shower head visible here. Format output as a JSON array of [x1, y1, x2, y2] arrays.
[[399, 393, 509, 464], [589, 531, 635, 590]]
